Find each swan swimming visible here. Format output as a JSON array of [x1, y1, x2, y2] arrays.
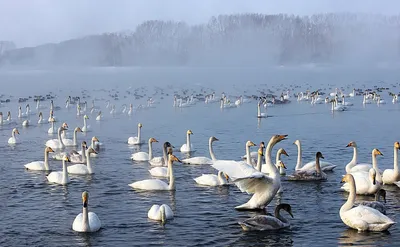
[[128, 123, 144, 145], [181, 136, 219, 165], [194, 171, 229, 186], [72, 191, 101, 232], [180, 130, 194, 153], [148, 204, 174, 224], [24, 147, 54, 171], [8, 128, 20, 144], [131, 138, 158, 161], [46, 155, 71, 185]]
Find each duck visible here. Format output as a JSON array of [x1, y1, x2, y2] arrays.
[[194, 171, 229, 186], [181, 136, 219, 165], [382, 141, 400, 185], [288, 152, 327, 181], [294, 140, 336, 171], [8, 128, 20, 144], [212, 135, 287, 210], [129, 154, 181, 191], [180, 130, 194, 153], [148, 204, 174, 224], [127, 123, 143, 145], [62, 127, 82, 147], [67, 148, 98, 174], [238, 203, 293, 231], [131, 138, 158, 161], [24, 147, 54, 171], [339, 174, 395, 231], [46, 155, 71, 185], [360, 189, 387, 215], [72, 191, 101, 232]]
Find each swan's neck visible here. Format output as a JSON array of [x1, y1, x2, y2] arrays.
[[18, 108, 22, 118], [394, 147, 399, 173], [295, 143, 303, 170], [168, 160, 175, 190], [315, 156, 322, 174], [51, 102, 54, 111], [246, 144, 251, 164], [218, 172, 227, 185], [57, 128, 65, 148], [0, 115, 2, 124], [36, 100, 39, 109], [12, 130, 16, 138], [265, 139, 278, 176], [62, 159, 68, 184], [275, 150, 281, 165], [341, 178, 355, 214], [82, 204, 90, 232], [51, 121, 54, 129], [350, 146, 358, 166], [162, 145, 168, 166], [372, 153, 382, 182], [257, 103, 261, 117], [209, 139, 217, 161], [160, 205, 166, 223], [186, 134, 191, 151], [82, 145, 87, 163], [274, 207, 288, 223], [73, 130, 78, 146], [137, 126, 141, 142], [86, 150, 93, 173], [83, 118, 87, 128], [148, 141, 153, 160], [39, 115, 43, 122], [256, 153, 263, 172], [44, 151, 50, 171]]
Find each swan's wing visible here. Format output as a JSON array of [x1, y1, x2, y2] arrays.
[[72, 213, 83, 231], [239, 216, 283, 230], [148, 205, 160, 219], [212, 160, 260, 180], [349, 206, 394, 224], [234, 175, 274, 194], [88, 212, 101, 232]]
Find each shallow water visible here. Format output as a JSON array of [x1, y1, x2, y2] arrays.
[[1, 67, 400, 246]]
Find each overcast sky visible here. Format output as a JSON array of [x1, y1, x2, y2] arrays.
[[0, 0, 399, 48]]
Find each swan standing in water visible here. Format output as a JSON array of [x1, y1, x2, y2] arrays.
[[382, 141, 400, 185], [128, 123, 143, 145], [129, 154, 181, 191], [62, 127, 82, 147], [81, 115, 90, 132], [8, 128, 20, 144], [294, 140, 336, 171], [24, 147, 54, 171], [72, 191, 101, 232], [46, 155, 71, 185], [340, 174, 395, 231], [360, 189, 387, 215], [180, 130, 194, 153], [131, 138, 158, 161], [212, 135, 287, 210], [148, 204, 174, 224], [288, 152, 327, 181], [46, 125, 68, 150], [181, 136, 219, 165], [238, 203, 293, 231], [67, 148, 98, 174], [194, 171, 229, 186]]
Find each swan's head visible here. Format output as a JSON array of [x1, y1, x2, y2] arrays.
[[316, 152, 324, 159], [7, 111, 11, 117], [88, 147, 98, 155], [259, 142, 265, 148], [98, 111, 102, 115], [279, 148, 289, 157], [38, 112, 42, 117], [45, 147, 54, 153], [138, 123, 143, 128], [49, 110, 53, 115], [82, 141, 87, 148], [373, 149, 383, 157], [246, 141, 256, 147], [346, 141, 357, 148], [187, 130, 193, 135], [13, 128, 19, 135], [369, 168, 377, 185], [210, 136, 219, 142], [18, 106, 22, 110], [84, 115, 89, 119], [82, 191, 89, 207], [279, 203, 294, 218], [341, 174, 354, 183], [271, 135, 287, 144], [62, 123, 68, 129], [277, 160, 286, 169], [395, 142, 400, 150], [168, 154, 181, 163], [92, 136, 99, 142], [164, 142, 174, 149], [75, 127, 82, 132], [293, 139, 300, 146], [63, 155, 71, 162], [150, 137, 158, 143]]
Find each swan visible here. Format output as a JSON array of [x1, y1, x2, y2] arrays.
[[181, 136, 219, 165], [8, 128, 20, 144], [346, 148, 383, 182], [69, 141, 87, 163], [382, 141, 400, 185], [46, 155, 71, 185], [47, 110, 57, 122], [294, 140, 337, 171], [261, 147, 288, 174], [341, 95, 353, 106], [62, 127, 82, 147], [212, 135, 287, 210], [243, 141, 257, 165], [82, 115, 90, 132], [238, 203, 293, 231], [131, 138, 158, 161], [129, 154, 181, 191], [72, 191, 101, 232], [360, 189, 387, 215], [148, 146, 174, 177], [96, 111, 102, 121], [45, 125, 68, 150], [18, 106, 27, 118], [288, 152, 327, 181], [22, 119, 29, 127], [180, 130, 194, 153], [47, 117, 57, 134], [257, 101, 267, 118], [24, 147, 55, 171], [38, 112, 45, 124], [127, 123, 143, 145], [67, 148, 98, 175], [0, 112, 3, 125], [339, 174, 395, 231], [128, 104, 133, 116], [194, 171, 229, 186], [341, 168, 381, 195], [148, 204, 174, 223], [83, 137, 101, 157]]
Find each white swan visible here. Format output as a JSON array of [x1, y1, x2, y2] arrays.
[[62, 127, 82, 147], [288, 152, 327, 181], [340, 174, 395, 231], [38, 112, 45, 124], [8, 128, 20, 144], [82, 115, 90, 132], [96, 111, 102, 121], [238, 203, 293, 231], [212, 135, 287, 210], [257, 101, 267, 118], [46, 155, 71, 185], [180, 130, 194, 153], [131, 138, 158, 161], [47, 117, 57, 134], [67, 148, 98, 175], [47, 110, 57, 122], [181, 136, 219, 165], [72, 191, 101, 232], [341, 168, 381, 195], [294, 140, 337, 171], [346, 148, 383, 183], [22, 119, 29, 127], [261, 147, 288, 174], [129, 154, 181, 191], [382, 141, 400, 185], [24, 147, 54, 171], [243, 141, 257, 165], [148, 204, 174, 223], [194, 171, 229, 186], [45, 125, 68, 150], [128, 123, 143, 145]]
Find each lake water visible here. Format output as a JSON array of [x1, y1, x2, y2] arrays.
[[0, 66, 400, 246]]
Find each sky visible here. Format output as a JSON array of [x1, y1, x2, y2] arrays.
[[0, 0, 399, 48]]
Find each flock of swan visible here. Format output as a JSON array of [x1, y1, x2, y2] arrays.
[[1, 86, 399, 236]]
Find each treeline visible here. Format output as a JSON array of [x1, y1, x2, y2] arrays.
[[1, 13, 400, 67]]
